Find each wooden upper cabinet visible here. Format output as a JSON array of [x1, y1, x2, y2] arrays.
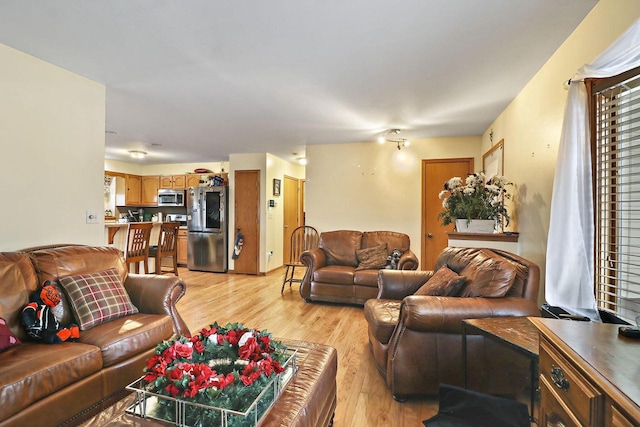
[[160, 174, 187, 189], [125, 174, 142, 206], [141, 175, 159, 206], [159, 176, 174, 188], [185, 174, 201, 188]]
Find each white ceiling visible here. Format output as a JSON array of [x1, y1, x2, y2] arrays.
[[0, 1, 597, 165]]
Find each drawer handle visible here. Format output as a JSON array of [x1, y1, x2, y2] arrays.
[[551, 365, 570, 391]]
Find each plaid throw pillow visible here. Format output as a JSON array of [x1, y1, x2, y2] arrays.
[[59, 268, 138, 330]]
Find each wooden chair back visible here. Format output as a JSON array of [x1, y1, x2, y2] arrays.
[[288, 226, 319, 265], [125, 222, 153, 273]]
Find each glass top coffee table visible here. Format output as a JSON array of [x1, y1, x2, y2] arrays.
[[461, 316, 539, 422]]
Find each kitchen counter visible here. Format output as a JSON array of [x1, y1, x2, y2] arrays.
[[106, 222, 161, 250], [105, 222, 188, 248]]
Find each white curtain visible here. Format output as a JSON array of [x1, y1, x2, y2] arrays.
[[546, 18, 640, 321]]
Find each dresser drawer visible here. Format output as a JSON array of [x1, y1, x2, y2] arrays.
[[540, 375, 582, 427], [539, 339, 603, 426]]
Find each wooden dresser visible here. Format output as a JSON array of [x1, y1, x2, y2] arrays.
[[530, 318, 640, 426]]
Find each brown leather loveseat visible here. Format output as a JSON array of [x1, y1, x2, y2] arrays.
[[300, 230, 418, 305], [364, 247, 540, 400], [0, 245, 188, 427]]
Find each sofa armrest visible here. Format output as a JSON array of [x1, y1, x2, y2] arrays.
[[377, 269, 433, 300], [398, 295, 540, 334], [299, 248, 327, 300], [397, 249, 419, 270], [124, 274, 189, 336]]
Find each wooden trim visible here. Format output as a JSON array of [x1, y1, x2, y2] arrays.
[[447, 232, 518, 242], [421, 157, 475, 270]]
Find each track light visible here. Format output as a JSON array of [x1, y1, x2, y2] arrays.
[[378, 129, 410, 150]]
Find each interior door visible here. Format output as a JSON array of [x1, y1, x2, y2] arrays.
[[234, 170, 260, 275], [422, 158, 474, 270], [283, 176, 300, 262]]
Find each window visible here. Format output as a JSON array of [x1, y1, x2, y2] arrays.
[[591, 66, 640, 324]]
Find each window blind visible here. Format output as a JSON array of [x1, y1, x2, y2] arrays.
[[594, 72, 640, 324]]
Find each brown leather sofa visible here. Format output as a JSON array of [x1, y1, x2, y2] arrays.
[[364, 247, 540, 400], [299, 230, 419, 305], [0, 245, 188, 427]]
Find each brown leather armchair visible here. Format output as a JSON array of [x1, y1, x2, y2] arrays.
[[364, 247, 540, 400]]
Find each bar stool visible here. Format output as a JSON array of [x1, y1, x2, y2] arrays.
[[124, 222, 153, 274], [149, 221, 180, 275]]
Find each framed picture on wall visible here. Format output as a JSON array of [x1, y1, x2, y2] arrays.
[[273, 179, 281, 196]]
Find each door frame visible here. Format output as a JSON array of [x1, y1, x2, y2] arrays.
[[421, 158, 474, 270]]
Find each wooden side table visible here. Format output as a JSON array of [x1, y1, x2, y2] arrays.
[[462, 316, 539, 422]]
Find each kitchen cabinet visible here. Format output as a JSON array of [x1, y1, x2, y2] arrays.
[[530, 318, 640, 427], [160, 175, 187, 189], [125, 174, 142, 206], [141, 176, 159, 206], [185, 174, 201, 188], [177, 229, 188, 265]]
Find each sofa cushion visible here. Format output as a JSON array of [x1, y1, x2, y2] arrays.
[[459, 253, 517, 298], [0, 317, 20, 352], [79, 313, 174, 367], [313, 265, 355, 285], [356, 244, 388, 271], [29, 246, 128, 326], [0, 342, 102, 421], [354, 269, 380, 287], [363, 299, 401, 344], [319, 230, 363, 267], [59, 268, 138, 330], [415, 266, 467, 297], [362, 231, 410, 255], [0, 252, 39, 342]]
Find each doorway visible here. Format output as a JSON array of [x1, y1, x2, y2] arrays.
[[234, 170, 260, 275], [283, 175, 302, 262], [422, 158, 474, 270]]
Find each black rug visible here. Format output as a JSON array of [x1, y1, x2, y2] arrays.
[[422, 384, 530, 427]]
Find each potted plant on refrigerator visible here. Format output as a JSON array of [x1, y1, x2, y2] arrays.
[[438, 172, 512, 233]]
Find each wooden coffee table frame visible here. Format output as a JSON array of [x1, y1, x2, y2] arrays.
[[461, 316, 539, 423]]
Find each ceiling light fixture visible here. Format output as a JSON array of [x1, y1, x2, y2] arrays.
[[128, 150, 147, 159], [297, 157, 307, 165], [378, 129, 410, 150]]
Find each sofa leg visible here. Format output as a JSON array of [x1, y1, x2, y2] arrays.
[[392, 394, 408, 402], [304, 298, 312, 303]]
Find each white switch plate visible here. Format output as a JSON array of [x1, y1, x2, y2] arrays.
[[86, 210, 99, 224]]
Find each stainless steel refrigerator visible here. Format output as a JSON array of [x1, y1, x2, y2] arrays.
[[187, 186, 228, 272]]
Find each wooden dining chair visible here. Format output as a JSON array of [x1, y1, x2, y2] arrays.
[[149, 221, 180, 275], [124, 222, 153, 274], [281, 225, 319, 293]]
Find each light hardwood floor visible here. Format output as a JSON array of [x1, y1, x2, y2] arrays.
[[174, 267, 438, 426]]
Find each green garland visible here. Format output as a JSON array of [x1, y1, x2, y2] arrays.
[[142, 322, 289, 426]]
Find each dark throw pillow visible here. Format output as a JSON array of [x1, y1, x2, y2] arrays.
[[0, 317, 21, 352], [355, 244, 388, 271], [59, 268, 138, 330], [414, 266, 466, 296]]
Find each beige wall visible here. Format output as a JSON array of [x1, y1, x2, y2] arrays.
[[305, 136, 482, 262], [482, 0, 640, 302], [228, 153, 305, 273], [0, 43, 105, 251]]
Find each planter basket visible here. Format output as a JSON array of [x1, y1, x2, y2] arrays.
[[455, 219, 496, 233]]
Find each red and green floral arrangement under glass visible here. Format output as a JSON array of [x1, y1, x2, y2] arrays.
[[136, 322, 293, 427]]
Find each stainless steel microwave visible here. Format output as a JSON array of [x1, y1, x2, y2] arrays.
[[157, 189, 185, 206]]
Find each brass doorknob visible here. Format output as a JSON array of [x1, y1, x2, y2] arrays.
[[427, 233, 433, 238]]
